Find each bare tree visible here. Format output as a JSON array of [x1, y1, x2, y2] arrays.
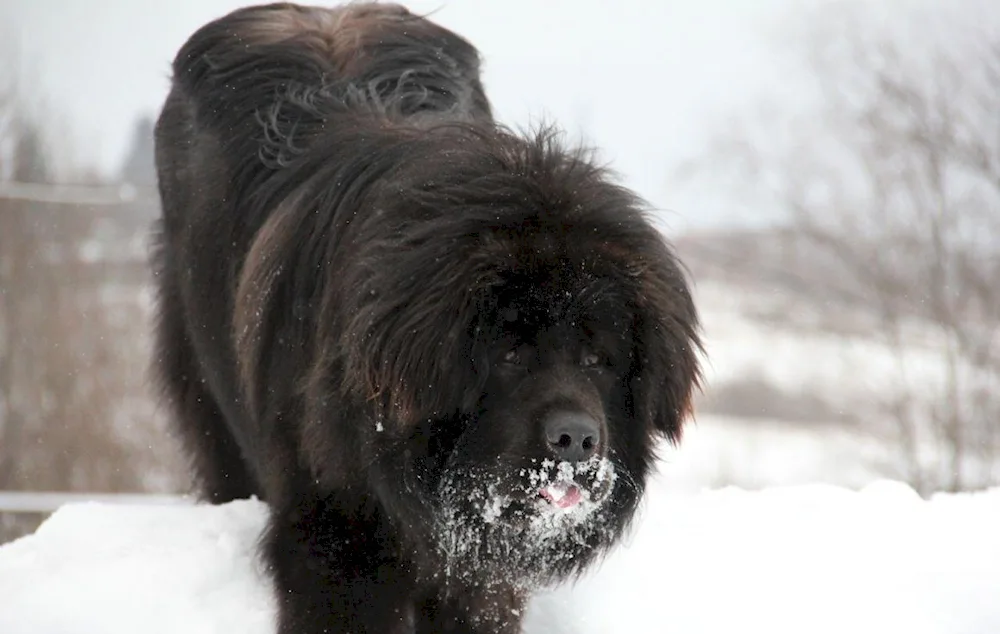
[[683, 4, 1000, 493], [0, 58, 184, 517]]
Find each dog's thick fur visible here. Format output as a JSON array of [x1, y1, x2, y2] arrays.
[[152, 3, 701, 633]]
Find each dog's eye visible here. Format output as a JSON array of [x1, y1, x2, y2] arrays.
[[502, 347, 528, 366], [581, 352, 602, 368], [494, 343, 535, 369], [499, 344, 534, 368]]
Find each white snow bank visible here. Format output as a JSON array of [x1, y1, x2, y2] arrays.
[[0, 500, 275, 634], [2, 483, 999, 634]]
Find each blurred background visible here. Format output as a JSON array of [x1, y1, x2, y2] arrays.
[[1, 0, 998, 542]]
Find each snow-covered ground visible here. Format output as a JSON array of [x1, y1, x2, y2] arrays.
[[658, 414, 891, 492], [2, 479, 998, 634]]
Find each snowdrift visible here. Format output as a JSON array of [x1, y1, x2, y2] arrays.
[[2, 482, 998, 634]]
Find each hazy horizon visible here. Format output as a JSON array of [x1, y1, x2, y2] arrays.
[[3, 0, 994, 231]]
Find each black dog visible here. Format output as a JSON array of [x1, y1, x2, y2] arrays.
[[152, 3, 700, 633]]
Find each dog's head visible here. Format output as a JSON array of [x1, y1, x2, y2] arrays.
[[342, 126, 701, 584]]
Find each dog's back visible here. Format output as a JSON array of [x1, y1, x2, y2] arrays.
[[157, 3, 491, 214], [152, 2, 493, 503], [173, 4, 488, 127]]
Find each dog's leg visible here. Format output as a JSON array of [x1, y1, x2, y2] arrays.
[[416, 587, 525, 634], [266, 495, 416, 634], [152, 262, 258, 503]]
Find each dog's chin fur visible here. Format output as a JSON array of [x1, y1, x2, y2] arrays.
[[152, 3, 700, 633], [430, 455, 626, 588]]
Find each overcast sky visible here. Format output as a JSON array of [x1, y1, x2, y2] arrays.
[[3, 0, 991, 231]]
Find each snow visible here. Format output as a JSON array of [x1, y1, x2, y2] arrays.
[[659, 414, 893, 491], [0, 500, 275, 634], [2, 480, 998, 634], [529, 480, 1000, 634]]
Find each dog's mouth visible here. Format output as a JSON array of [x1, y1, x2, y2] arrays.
[[525, 456, 616, 513], [539, 481, 582, 509], [436, 455, 616, 520]]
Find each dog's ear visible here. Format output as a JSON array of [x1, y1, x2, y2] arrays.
[[632, 315, 700, 444], [233, 197, 304, 415], [628, 243, 702, 444], [337, 235, 498, 429]]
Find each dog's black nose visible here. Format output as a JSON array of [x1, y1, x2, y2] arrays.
[[543, 411, 601, 463]]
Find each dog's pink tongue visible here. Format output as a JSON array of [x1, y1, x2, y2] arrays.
[[540, 483, 582, 509]]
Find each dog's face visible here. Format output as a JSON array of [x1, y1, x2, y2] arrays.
[[367, 250, 681, 590], [464, 275, 632, 486], [426, 274, 635, 586]]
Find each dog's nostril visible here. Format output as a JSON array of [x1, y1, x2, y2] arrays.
[[544, 411, 602, 463]]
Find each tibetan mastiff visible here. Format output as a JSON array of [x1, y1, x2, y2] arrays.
[[152, 3, 701, 633]]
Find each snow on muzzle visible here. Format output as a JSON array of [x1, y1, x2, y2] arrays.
[[527, 456, 617, 514]]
